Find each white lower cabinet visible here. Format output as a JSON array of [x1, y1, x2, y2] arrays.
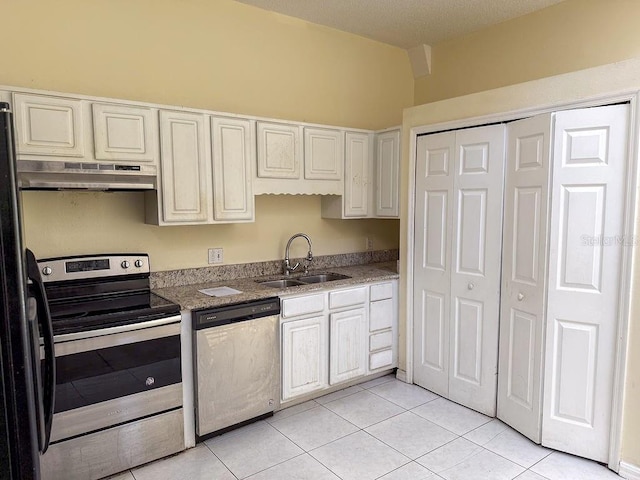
[[281, 315, 328, 401], [368, 281, 397, 373], [329, 307, 367, 385], [280, 280, 397, 403]]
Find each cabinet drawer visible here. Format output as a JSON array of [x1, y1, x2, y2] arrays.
[[370, 282, 393, 301], [369, 298, 393, 331], [329, 286, 367, 310], [369, 349, 393, 371], [369, 330, 393, 351], [281, 293, 325, 318]]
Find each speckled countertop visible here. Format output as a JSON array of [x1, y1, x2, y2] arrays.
[[153, 262, 399, 311]]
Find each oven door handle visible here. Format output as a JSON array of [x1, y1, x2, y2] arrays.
[[26, 248, 55, 453]]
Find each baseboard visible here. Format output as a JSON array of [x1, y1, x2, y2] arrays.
[[396, 369, 408, 383], [619, 461, 640, 480]]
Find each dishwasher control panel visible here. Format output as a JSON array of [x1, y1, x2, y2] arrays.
[[193, 297, 281, 329]]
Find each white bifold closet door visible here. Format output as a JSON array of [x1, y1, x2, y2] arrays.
[[497, 114, 552, 443], [498, 104, 629, 463], [414, 124, 505, 416]]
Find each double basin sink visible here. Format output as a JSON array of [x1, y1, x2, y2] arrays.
[[258, 273, 350, 289]]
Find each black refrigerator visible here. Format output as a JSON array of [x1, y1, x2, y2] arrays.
[[0, 102, 55, 480]]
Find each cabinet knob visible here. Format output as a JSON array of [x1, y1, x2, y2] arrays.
[[517, 293, 525, 301], [468, 282, 474, 290]]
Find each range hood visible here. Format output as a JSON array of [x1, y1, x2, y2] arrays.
[[17, 160, 157, 190]]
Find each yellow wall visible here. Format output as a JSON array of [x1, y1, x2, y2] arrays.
[[0, 0, 413, 270], [402, 58, 640, 467], [415, 0, 640, 104]]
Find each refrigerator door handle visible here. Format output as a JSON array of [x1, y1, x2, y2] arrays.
[[26, 248, 55, 453]]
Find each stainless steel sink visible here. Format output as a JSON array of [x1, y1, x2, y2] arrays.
[[257, 272, 351, 288], [297, 273, 351, 284], [258, 279, 306, 288]]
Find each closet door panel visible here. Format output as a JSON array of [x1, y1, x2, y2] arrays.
[[449, 124, 505, 416], [413, 132, 455, 397], [543, 104, 629, 462], [498, 114, 551, 443]]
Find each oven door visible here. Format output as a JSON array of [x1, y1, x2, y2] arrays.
[[48, 315, 182, 443]]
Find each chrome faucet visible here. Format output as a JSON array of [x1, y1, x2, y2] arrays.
[[283, 233, 313, 276]]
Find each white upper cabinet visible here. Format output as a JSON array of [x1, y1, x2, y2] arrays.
[[375, 129, 400, 217], [254, 121, 343, 195], [92, 103, 158, 163], [13, 93, 86, 158], [211, 117, 254, 222], [304, 127, 343, 180], [256, 121, 301, 179], [343, 132, 372, 217], [157, 110, 211, 224], [321, 128, 400, 219]]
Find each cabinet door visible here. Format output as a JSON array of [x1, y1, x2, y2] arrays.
[[159, 110, 211, 224], [92, 103, 157, 162], [13, 93, 85, 158], [211, 117, 254, 221], [281, 316, 328, 401], [344, 132, 370, 217], [304, 127, 343, 180], [329, 308, 367, 385], [375, 129, 400, 217], [257, 121, 301, 179]]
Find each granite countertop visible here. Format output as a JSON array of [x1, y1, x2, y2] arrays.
[[153, 262, 399, 311]]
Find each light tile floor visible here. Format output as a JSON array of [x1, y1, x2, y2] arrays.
[[109, 375, 622, 480]]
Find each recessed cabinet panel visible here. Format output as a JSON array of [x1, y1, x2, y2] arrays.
[[257, 122, 301, 179], [344, 132, 370, 217], [13, 93, 85, 157], [211, 117, 254, 221], [304, 127, 343, 180], [159, 111, 210, 224], [281, 315, 328, 401], [329, 308, 367, 385], [375, 129, 400, 217], [92, 103, 157, 162]]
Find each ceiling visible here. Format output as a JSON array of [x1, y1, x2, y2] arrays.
[[234, 0, 566, 49]]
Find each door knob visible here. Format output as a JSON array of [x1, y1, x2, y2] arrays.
[[517, 293, 525, 301], [468, 283, 475, 290]]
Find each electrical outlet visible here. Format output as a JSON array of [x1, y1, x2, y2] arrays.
[[365, 237, 374, 251], [208, 248, 223, 264]]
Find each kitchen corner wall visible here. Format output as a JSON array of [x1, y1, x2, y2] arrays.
[[415, 0, 640, 105], [1, 0, 413, 270]]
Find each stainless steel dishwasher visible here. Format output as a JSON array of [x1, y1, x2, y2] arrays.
[[193, 297, 280, 439]]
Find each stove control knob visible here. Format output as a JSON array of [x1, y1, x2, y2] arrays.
[[42, 266, 52, 276], [134, 259, 144, 268], [121, 260, 130, 269]]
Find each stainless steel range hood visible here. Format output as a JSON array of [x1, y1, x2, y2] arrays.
[[17, 160, 157, 190]]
